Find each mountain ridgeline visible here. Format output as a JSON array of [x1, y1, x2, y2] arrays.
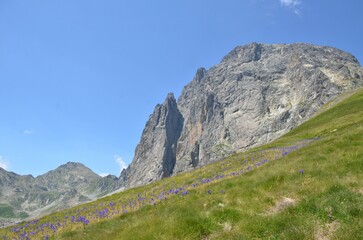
[[119, 43, 363, 188], [0, 163, 119, 226]]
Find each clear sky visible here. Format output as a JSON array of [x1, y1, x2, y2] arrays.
[[0, 0, 362, 177]]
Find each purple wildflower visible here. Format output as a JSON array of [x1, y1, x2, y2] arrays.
[[79, 215, 89, 229], [50, 224, 57, 233]]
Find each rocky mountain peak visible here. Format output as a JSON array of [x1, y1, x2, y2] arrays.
[[57, 162, 87, 171], [63, 161, 84, 167], [194, 67, 207, 82], [166, 92, 175, 100], [120, 43, 363, 189], [222, 42, 262, 63], [121, 93, 183, 188]]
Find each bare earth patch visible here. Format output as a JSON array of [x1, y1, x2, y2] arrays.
[[315, 221, 340, 240], [223, 222, 232, 232], [266, 197, 296, 215], [202, 222, 233, 240]]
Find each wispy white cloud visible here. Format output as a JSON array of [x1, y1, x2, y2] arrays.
[[114, 155, 127, 174], [280, 0, 300, 7], [23, 129, 34, 135], [279, 0, 302, 15], [0, 156, 9, 170], [293, 9, 301, 15]]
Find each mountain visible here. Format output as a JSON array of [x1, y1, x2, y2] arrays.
[[120, 43, 363, 188], [1, 42, 362, 227], [0, 162, 119, 226]]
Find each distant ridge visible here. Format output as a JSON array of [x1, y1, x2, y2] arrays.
[[0, 162, 119, 226]]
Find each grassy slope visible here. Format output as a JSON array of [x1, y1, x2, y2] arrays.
[[1, 88, 362, 239]]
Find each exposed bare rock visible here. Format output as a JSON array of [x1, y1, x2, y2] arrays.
[[121, 43, 363, 188], [121, 93, 183, 188]]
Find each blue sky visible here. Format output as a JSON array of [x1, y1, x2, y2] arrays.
[[0, 0, 362, 177]]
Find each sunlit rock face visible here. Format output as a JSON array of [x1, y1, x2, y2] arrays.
[[120, 43, 363, 188]]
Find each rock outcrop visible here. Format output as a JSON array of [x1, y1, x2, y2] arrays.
[[122, 93, 183, 187], [120, 43, 363, 188]]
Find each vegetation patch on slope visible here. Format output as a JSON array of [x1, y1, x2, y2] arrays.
[[0, 204, 15, 219]]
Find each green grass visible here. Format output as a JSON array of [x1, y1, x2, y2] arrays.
[[0, 204, 16, 219], [1, 88, 362, 239]]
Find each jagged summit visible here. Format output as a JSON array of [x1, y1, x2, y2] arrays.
[[194, 67, 207, 82], [63, 161, 85, 167], [120, 43, 363, 188], [121, 92, 183, 187], [222, 43, 360, 65], [221, 42, 262, 63], [166, 92, 175, 100]]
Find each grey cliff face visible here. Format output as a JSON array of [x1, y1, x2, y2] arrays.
[[122, 93, 183, 188], [121, 43, 363, 188]]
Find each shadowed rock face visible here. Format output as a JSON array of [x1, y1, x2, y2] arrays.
[[122, 93, 183, 188], [120, 43, 363, 188]]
